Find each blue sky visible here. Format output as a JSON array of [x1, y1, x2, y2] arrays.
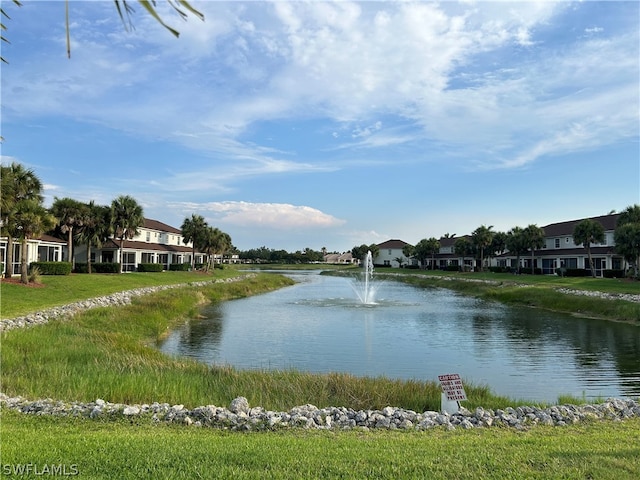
[[1, 1, 638, 253]]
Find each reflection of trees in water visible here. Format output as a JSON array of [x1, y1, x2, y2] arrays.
[[470, 308, 640, 394], [178, 304, 225, 351]]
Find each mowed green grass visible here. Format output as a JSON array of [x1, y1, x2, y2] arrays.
[[3, 410, 640, 480], [0, 270, 241, 319]]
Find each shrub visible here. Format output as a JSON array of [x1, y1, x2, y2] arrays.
[[28, 265, 42, 284], [92, 263, 120, 274], [603, 269, 625, 279], [169, 263, 191, 271], [557, 268, 587, 277], [29, 262, 72, 275], [137, 263, 164, 272], [445, 265, 460, 271]]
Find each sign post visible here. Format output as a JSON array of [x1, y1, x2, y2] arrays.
[[438, 373, 467, 414]]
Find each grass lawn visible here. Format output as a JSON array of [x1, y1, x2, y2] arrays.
[[3, 410, 640, 479], [0, 270, 242, 319]]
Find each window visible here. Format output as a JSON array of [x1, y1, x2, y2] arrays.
[[566, 237, 570, 243], [146, 232, 150, 242], [388, 249, 392, 255], [122, 252, 136, 272], [555, 239, 560, 248], [38, 245, 59, 262]]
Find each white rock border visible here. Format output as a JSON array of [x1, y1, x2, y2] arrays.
[[1, 393, 638, 431]]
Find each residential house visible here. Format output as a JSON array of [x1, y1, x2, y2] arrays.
[[74, 218, 204, 272], [323, 252, 356, 264], [496, 213, 623, 276], [0, 234, 66, 276], [375, 239, 412, 268]]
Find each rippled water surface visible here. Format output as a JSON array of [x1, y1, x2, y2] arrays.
[[159, 272, 640, 402]]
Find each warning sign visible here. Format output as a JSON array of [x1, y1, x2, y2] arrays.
[[438, 373, 467, 401]]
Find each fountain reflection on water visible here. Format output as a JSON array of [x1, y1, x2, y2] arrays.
[[351, 250, 377, 304]]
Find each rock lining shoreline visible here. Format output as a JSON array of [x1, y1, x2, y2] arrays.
[[1, 394, 638, 431]]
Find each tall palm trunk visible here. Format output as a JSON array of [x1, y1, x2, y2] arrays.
[[587, 246, 595, 278], [66, 228, 74, 269], [86, 242, 93, 274], [4, 236, 14, 278], [20, 237, 29, 284]]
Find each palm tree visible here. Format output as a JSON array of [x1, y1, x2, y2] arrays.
[[110, 195, 144, 273], [489, 231, 508, 268], [573, 219, 605, 278], [77, 201, 111, 274], [454, 237, 474, 271], [50, 197, 88, 270], [523, 224, 545, 274], [1, 162, 43, 278], [471, 225, 494, 272], [506, 227, 529, 274], [13, 199, 56, 283], [2, 1, 204, 62], [181, 214, 208, 270], [614, 204, 640, 276], [200, 227, 225, 272]]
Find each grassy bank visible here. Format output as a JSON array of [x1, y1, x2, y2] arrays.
[[366, 270, 640, 323], [0, 270, 245, 319], [3, 410, 640, 479]]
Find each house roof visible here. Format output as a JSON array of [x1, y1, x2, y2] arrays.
[[38, 234, 66, 244], [541, 213, 620, 237], [438, 235, 469, 247], [377, 239, 411, 249], [143, 218, 182, 235]]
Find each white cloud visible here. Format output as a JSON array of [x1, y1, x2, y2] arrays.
[[168, 201, 346, 229]]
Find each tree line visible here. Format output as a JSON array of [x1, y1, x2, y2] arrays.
[[1, 162, 233, 283]]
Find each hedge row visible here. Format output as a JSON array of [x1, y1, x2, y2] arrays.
[[30, 262, 72, 275], [137, 263, 164, 272], [74, 263, 121, 274]]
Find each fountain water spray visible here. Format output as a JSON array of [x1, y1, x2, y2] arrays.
[[352, 250, 377, 304]]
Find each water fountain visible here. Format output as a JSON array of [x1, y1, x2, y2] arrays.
[[352, 250, 377, 304]]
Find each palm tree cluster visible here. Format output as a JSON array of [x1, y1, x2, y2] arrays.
[[180, 214, 232, 272]]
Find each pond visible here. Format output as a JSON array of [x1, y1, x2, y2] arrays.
[[158, 271, 640, 402]]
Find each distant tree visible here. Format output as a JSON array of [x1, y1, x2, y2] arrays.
[[0, 162, 43, 278], [351, 244, 379, 264], [471, 225, 494, 272], [50, 197, 88, 269], [488, 231, 508, 265], [402, 244, 415, 265], [181, 214, 208, 269], [414, 238, 440, 270], [615, 205, 640, 277], [523, 224, 545, 274], [110, 195, 144, 273], [76, 201, 111, 274], [573, 219, 605, 278], [13, 199, 56, 283], [506, 227, 529, 274], [454, 237, 474, 271]]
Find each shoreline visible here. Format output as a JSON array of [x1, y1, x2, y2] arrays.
[[2, 393, 638, 432]]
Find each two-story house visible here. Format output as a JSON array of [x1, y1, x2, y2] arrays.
[[375, 239, 413, 268], [496, 213, 623, 276], [74, 218, 205, 272]]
